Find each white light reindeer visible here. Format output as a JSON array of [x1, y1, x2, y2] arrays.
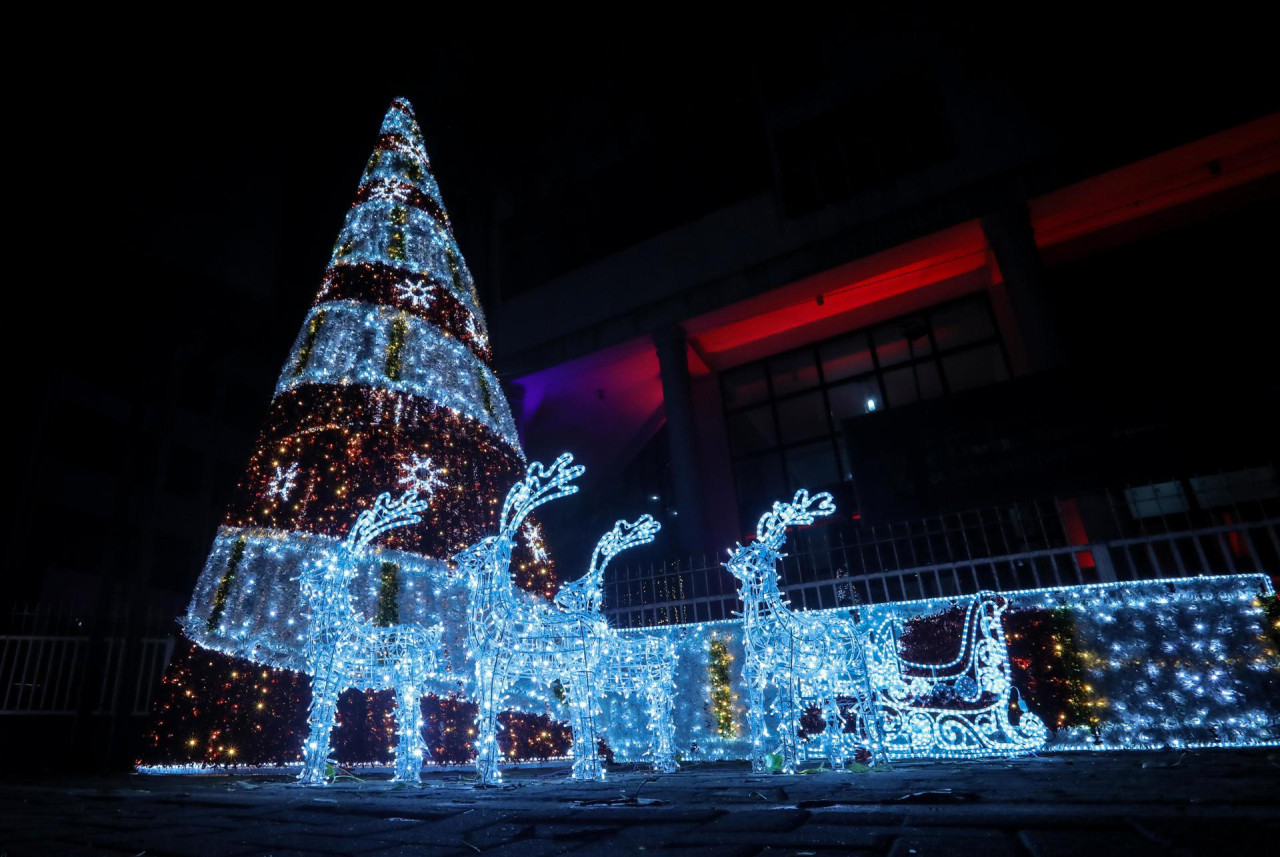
[[452, 453, 678, 783], [726, 490, 883, 773], [298, 490, 443, 785]]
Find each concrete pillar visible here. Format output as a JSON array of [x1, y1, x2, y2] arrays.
[[653, 325, 708, 554], [981, 204, 1062, 372]]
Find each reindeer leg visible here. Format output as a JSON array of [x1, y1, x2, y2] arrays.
[[393, 683, 424, 784], [300, 672, 341, 785], [565, 670, 603, 780], [821, 683, 847, 771], [854, 639, 891, 767], [473, 654, 507, 785], [744, 659, 768, 773], [644, 663, 678, 774], [779, 671, 800, 775]]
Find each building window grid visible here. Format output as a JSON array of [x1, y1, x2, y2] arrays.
[[722, 294, 1011, 514]]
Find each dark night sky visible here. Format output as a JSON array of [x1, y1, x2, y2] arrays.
[[12, 18, 1277, 466]]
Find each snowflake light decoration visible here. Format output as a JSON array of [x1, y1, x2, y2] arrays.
[[465, 314, 489, 351], [265, 462, 299, 502], [395, 277, 435, 311], [368, 181, 410, 203], [523, 521, 549, 563], [398, 453, 446, 500]]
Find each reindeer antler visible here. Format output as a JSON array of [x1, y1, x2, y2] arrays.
[[555, 514, 661, 614], [590, 515, 661, 578], [346, 489, 430, 553], [498, 452, 585, 537], [755, 489, 836, 549]]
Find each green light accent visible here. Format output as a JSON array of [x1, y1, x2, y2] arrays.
[[291, 309, 327, 377], [207, 538, 247, 632]]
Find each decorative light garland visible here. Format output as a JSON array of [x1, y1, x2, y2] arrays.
[[709, 636, 737, 738]]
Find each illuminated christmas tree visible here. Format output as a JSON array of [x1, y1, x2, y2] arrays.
[[143, 97, 558, 766]]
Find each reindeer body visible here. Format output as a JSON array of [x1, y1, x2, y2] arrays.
[[727, 491, 884, 773], [298, 491, 443, 785], [453, 454, 678, 783]]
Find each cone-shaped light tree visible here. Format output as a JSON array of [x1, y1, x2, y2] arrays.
[[143, 98, 559, 767]]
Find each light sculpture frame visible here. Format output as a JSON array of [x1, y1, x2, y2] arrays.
[[297, 490, 443, 785], [453, 453, 679, 783], [862, 592, 1050, 760], [725, 490, 885, 772]]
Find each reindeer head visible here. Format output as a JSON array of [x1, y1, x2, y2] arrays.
[[299, 489, 428, 607], [725, 490, 836, 597], [554, 514, 661, 614], [452, 453, 585, 589], [499, 453, 585, 538], [346, 490, 431, 554]]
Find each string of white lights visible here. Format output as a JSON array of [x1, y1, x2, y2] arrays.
[[453, 453, 679, 782]]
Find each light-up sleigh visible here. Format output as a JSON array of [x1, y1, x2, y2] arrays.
[[863, 593, 1048, 760]]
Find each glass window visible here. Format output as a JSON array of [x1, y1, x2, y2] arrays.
[[785, 442, 840, 490], [721, 363, 770, 408], [836, 437, 852, 482], [931, 297, 994, 351], [904, 317, 932, 358], [872, 324, 910, 367], [941, 343, 1008, 393], [735, 455, 786, 511], [776, 391, 828, 444], [827, 377, 882, 425], [769, 349, 820, 396], [727, 405, 776, 454], [882, 366, 918, 408], [873, 316, 930, 366], [1190, 466, 1279, 508], [917, 360, 944, 399], [722, 293, 1007, 532], [1124, 482, 1188, 519], [820, 332, 873, 382]]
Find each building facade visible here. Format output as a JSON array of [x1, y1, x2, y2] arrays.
[[483, 57, 1279, 569]]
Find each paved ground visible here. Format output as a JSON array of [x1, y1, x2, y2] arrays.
[[1, 750, 1277, 856]]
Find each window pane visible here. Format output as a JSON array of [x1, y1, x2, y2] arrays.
[[941, 343, 1009, 393], [917, 360, 944, 399], [721, 363, 770, 408], [785, 442, 840, 491], [931, 297, 994, 351], [827, 377, 882, 425], [874, 316, 930, 366], [735, 455, 786, 513], [820, 332, 873, 382], [769, 349, 819, 396], [905, 317, 932, 358], [1124, 482, 1189, 519], [836, 436, 852, 482], [872, 324, 910, 367], [727, 405, 776, 454], [882, 366, 919, 408], [776, 391, 828, 444]]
